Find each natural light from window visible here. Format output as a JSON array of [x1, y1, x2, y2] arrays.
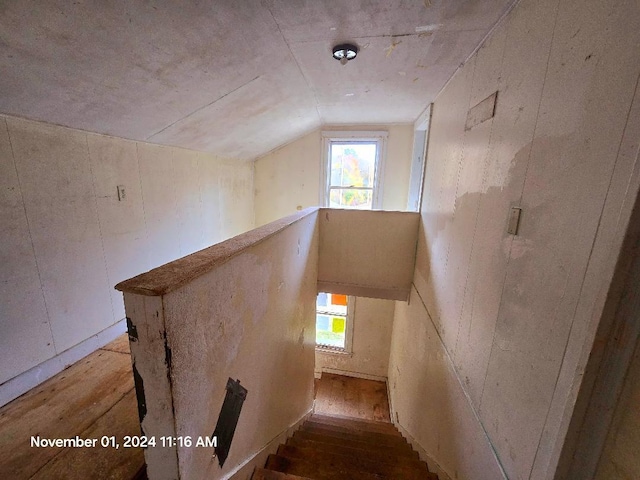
[[316, 292, 348, 349], [328, 142, 377, 210]]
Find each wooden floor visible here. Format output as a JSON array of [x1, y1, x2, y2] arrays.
[[0, 335, 144, 480], [313, 373, 391, 423], [0, 337, 391, 479]]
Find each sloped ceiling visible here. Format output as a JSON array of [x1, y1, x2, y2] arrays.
[[0, 0, 515, 160]]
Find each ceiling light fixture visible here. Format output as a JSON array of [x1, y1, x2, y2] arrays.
[[332, 44, 358, 66]]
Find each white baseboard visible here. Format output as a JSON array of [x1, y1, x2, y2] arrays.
[[315, 367, 387, 382], [386, 378, 396, 422], [0, 318, 127, 407], [393, 421, 453, 480], [226, 408, 313, 480]]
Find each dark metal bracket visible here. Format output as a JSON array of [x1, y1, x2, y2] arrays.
[[212, 378, 248, 467]]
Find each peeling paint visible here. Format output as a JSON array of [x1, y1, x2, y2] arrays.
[[126, 316, 138, 343], [142, 212, 320, 478], [132, 363, 147, 425], [509, 238, 534, 259], [415, 24, 441, 33], [385, 40, 402, 57], [163, 331, 172, 378]]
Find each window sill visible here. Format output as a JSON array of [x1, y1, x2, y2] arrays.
[[315, 346, 353, 357]]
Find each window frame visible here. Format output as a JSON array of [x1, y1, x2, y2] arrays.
[[315, 293, 355, 354], [320, 131, 388, 210], [317, 131, 386, 355]]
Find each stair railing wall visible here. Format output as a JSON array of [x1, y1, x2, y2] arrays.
[[116, 207, 420, 479], [117, 208, 320, 480]]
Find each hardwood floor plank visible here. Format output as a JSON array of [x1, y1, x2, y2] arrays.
[[329, 374, 345, 415], [100, 335, 131, 355], [0, 349, 134, 479], [29, 389, 144, 480], [314, 374, 390, 422], [345, 377, 361, 419]]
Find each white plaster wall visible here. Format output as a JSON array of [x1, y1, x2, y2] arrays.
[[388, 0, 640, 479], [253, 124, 413, 226], [253, 130, 321, 227], [167, 213, 318, 480], [314, 209, 418, 380], [0, 115, 254, 386], [119, 210, 318, 480], [315, 296, 395, 380], [318, 209, 419, 300], [595, 340, 640, 480], [389, 286, 505, 480], [314, 209, 419, 380]]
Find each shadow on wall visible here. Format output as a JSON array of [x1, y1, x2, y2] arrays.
[[388, 147, 531, 479]]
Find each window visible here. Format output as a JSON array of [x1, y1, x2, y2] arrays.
[[316, 292, 353, 351], [317, 132, 385, 352], [316, 131, 387, 353], [321, 131, 387, 210]]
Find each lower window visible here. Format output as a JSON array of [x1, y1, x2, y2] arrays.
[[316, 292, 353, 351]]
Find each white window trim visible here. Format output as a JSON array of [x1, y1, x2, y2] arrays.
[[320, 131, 388, 210], [408, 104, 431, 212], [316, 295, 355, 355]]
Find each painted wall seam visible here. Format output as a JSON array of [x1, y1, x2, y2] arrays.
[[438, 55, 476, 347], [451, 31, 507, 359], [544, 67, 640, 480], [134, 141, 151, 267], [170, 148, 184, 257], [411, 284, 509, 479], [85, 133, 118, 325], [3, 117, 57, 354]]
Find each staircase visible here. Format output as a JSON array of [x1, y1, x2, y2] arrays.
[[252, 413, 438, 480]]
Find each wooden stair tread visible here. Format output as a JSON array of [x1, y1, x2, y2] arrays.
[[300, 424, 408, 447], [277, 444, 429, 479], [266, 453, 387, 480], [252, 467, 314, 480], [253, 413, 438, 480], [292, 430, 419, 458], [303, 420, 403, 440], [286, 437, 424, 468], [310, 414, 401, 436]]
